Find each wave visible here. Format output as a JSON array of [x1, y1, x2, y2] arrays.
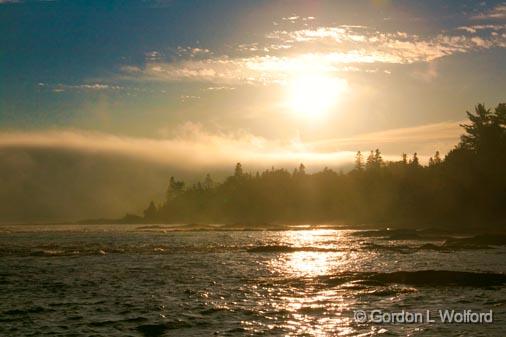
[[1, 306, 53, 317], [0, 245, 239, 257], [1, 233, 505, 258], [360, 243, 413, 253], [443, 234, 506, 249], [261, 270, 506, 288], [351, 229, 421, 240], [411, 235, 506, 251], [364, 270, 506, 287], [136, 321, 193, 337], [323, 270, 506, 287], [247, 245, 339, 253]]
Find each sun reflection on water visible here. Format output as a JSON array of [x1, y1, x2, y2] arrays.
[[284, 229, 339, 246], [288, 251, 332, 276], [258, 229, 364, 335], [276, 230, 345, 277]]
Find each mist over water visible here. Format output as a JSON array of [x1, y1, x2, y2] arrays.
[[1, 225, 505, 336]]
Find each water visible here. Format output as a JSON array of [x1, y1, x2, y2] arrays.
[[0, 224, 505, 336]]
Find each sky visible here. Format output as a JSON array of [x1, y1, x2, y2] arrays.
[[1, 0, 506, 163], [0, 0, 506, 221]]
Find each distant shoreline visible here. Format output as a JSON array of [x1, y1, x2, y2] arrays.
[[2, 221, 505, 235]]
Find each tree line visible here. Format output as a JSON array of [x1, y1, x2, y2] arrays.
[[137, 103, 506, 229]]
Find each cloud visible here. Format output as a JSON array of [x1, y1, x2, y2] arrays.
[[124, 52, 392, 86], [133, 57, 256, 84], [280, 15, 315, 23], [176, 46, 212, 57], [411, 62, 439, 82], [37, 82, 168, 94], [266, 25, 506, 63], [457, 24, 506, 33], [306, 121, 462, 155], [205, 86, 236, 91], [120, 65, 143, 73], [0, 121, 462, 170], [472, 3, 506, 19], [145, 51, 162, 61], [124, 23, 506, 86], [179, 94, 200, 102], [38, 82, 121, 92]]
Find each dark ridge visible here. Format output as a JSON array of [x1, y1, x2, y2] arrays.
[[136, 324, 169, 337], [275, 271, 506, 288], [443, 234, 506, 249], [224, 327, 247, 334], [136, 321, 193, 336], [247, 245, 338, 253], [89, 320, 116, 327], [364, 270, 506, 287], [2, 306, 49, 315], [415, 243, 491, 252], [199, 307, 227, 315]]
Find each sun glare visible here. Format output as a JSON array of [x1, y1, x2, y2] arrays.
[[285, 74, 347, 119]]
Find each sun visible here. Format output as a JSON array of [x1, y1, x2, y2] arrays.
[[285, 74, 347, 119]]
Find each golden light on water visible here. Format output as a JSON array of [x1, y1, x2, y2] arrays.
[[263, 230, 357, 336], [288, 251, 332, 276], [285, 74, 347, 119], [269, 230, 346, 277]]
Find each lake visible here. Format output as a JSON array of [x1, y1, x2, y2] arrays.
[[0, 224, 505, 336]]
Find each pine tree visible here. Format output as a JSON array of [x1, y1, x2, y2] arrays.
[[366, 150, 375, 170], [402, 153, 408, 165], [298, 163, 306, 175], [410, 153, 419, 167], [460, 104, 497, 152], [374, 149, 383, 167], [143, 201, 157, 219], [166, 176, 185, 201], [234, 162, 243, 177], [203, 173, 214, 190], [434, 151, 442, 165], [355, 151, 364, 171]]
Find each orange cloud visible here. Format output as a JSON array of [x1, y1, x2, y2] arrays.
[[0, 121, 462, 169]]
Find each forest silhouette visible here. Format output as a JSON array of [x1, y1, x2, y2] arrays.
[[133, 103, 506, 229]]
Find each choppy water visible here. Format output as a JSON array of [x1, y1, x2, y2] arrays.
[[0, 224, 505, 336]]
